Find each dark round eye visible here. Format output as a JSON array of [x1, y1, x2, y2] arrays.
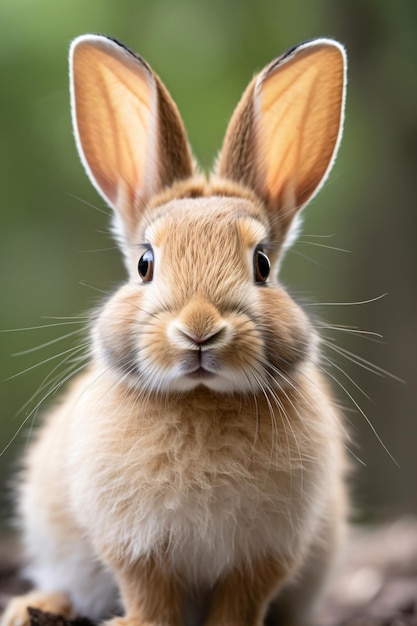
[[254, 248, 270, 283], [138, 249, 154, 282]]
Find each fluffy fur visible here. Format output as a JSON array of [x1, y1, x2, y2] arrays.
[[2, 35, 348, 626]]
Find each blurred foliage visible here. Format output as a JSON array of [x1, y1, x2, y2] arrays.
[[0, 0, 416, 525]]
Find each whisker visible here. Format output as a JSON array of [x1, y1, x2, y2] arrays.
[[289, 248, 325, 268], [266, 378, 303, 495], [78, 246, 119, 253], [78, 281, 110, 295], [1, 359, 88, 458], [321, 353, 373, 403], [0, 320, 87, 333], [297, 241, 352, 253], [323, 368, 399, 468], [306, 293, 388, 307], [251, 373, 281, 475], [40, 315, 90, 321], [5, 342, 90, 381], [316, 322, 383, 340], [347, 447, 367, 468], [12, 329, 84, 356], [323, 340, 404, 383], [298, 233, 337, 239], [17, 349, 89, 417], [67, 192, 111, 217]]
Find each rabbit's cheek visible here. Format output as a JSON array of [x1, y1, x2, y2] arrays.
[[220, 314, 263, 368], [256, 288, 316, 379], [91, 286, 145, 374]]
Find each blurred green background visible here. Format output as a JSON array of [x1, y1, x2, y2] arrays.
[[0, 0, 416, 526]]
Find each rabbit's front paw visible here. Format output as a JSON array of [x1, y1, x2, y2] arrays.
[[1, 591, 72, 626]]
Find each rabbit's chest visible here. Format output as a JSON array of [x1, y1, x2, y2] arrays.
[[78, 417, 305, 581], [103, 450, 297, 583], [69, 387, 312, 581]]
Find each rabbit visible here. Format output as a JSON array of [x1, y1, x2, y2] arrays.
[[2, 34, 349, 626]]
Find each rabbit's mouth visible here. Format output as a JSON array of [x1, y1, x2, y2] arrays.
[[180, 354, 219, 381], [180, 346, 221, 382], [186, 366, 216, 380]]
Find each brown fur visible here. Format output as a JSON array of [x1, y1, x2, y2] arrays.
[[153, 76, 194, 190], [2, 35, 348, 626]]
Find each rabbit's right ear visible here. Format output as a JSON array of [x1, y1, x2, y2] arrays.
[[70, 35, 194, 233], [217, 39, 346, 245]]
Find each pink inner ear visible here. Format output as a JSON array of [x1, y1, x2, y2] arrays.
[[71, 39, 157, 210]]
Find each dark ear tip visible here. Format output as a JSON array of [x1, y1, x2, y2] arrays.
[[70, 33, 129, 52], [69, 34, 152, 77], [259, 38, 346, 84]]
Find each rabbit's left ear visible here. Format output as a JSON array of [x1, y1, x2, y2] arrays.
[[70, 35, 194, 233], [217, 39, 346, 241]]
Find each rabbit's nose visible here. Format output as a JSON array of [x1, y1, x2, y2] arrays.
[[167, 296, 232, 350], [176, 325, 228, 350]]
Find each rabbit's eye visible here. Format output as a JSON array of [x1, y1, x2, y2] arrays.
[[254, 247, 270, 283], [138, 249, 154, 282]]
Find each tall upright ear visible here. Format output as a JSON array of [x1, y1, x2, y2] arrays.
[[217, 39, 346, 241], [70, 35, 194, 233]]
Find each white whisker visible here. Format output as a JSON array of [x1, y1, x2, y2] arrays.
[[306, 293, 388, 307], [321, 353, 373, 403], [5, 342, 90, 381], [12, 329, 84, 356], [323, 340, 404, 383], [323, 367, 399, 468]]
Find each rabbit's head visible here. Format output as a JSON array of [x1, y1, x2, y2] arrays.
[[70, 35, 346, 394]]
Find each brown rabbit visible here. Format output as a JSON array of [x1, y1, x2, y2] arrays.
[[2, 35, 348, 626]]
